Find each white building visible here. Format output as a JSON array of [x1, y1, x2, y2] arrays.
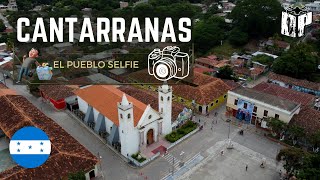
[[0, 0, 17, 11], [226, 87, 301, 128], [306, 1, 320, 12], [75, 84, 173, 158]]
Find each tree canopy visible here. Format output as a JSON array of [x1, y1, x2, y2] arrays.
[[228, 28, 248, 46], [272, 43, 318, 80], [230, 0, 282, 37], [0, 21, 6, 32], [277, 147, 320, 179], [251, 54, 274, 67], [193, 16, 226, 53], [216, 65, 236, 80], [267, 117, 287, 136]]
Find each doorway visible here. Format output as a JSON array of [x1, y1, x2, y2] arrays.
[[147, 129, 154, 145], [89, 170, 95, 179]]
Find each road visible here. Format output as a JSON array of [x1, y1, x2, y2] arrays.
[[0, 13, 13, 30], [6, 80, 284, 180]]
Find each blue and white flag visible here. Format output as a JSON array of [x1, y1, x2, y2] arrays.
[[9, 126, 51, 168]]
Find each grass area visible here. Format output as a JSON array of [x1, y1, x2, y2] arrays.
[[210, 41, 243, 58], [165, 121, 198, 143], [131, 152, 146, 163]]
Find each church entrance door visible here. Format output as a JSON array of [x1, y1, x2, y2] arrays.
[[147, 129, 154, 145]]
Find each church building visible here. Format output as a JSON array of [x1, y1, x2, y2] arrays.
[[75, 84, 173, 158]]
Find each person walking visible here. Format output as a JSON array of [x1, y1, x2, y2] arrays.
[[245, 164, 248, 171], [220, 150, 224, 155]]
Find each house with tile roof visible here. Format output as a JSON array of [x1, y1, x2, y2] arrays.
[[0, 89, 98, 179], [253, 82, 315, 106], [172, 72, 232, 114], [196, 55, 230, 69], [39, 85, 79, 110], [226, 87, 301, 128], [268, 72, 320, 96], [126, 70, 232, 114], [75, 84, 175, 159]]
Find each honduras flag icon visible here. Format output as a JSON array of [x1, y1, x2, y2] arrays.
[[9, 126, 51, 168]]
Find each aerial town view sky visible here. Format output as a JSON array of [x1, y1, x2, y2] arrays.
[[0, 0, 319, 180]]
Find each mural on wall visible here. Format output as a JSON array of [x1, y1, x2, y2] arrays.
[[236, 99, 254, 123], [177, 107, 192, 125]]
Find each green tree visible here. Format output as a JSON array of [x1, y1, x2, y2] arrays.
[[228, 28, 248, 46], [288, 125, 305, 145], [277, 147, 320, 179], [230, 0, 282, 37], [202, 4, 219, 19], [272, 43, 318, 80], [308, 130, 320, 152], [0, 21, 6, 32], [297, 154, 320, 180], [251, 54, 274, 67], [277, 147, 308, 175], [216, 65, 235, 80], [68, 171, 86, 180], [193, 16, 226, 53], [267, 117, 287, 137]]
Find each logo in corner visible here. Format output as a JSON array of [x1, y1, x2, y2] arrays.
[[148, 46, 190, 81], [281, 4, 312, 38], [9, 126, 51, 168]]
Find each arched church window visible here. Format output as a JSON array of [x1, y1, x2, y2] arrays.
[[167, 97, 170, 101], [161, 96, 163, 101], [128, 114, 131, 119]]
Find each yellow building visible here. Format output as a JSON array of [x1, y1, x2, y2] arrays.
[[127, 70, 233, 114]]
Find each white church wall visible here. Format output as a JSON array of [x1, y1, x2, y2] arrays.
[[119, 118, 140, 157], [78, 96, 88, 113], [93, 107, 99, 122], [104, 117, 115, 134]]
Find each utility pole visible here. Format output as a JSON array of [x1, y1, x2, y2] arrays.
[[227, 119, 231, 139]]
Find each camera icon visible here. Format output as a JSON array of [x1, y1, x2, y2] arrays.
[[148, 46, 190, 81]]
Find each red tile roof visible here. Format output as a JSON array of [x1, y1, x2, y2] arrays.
[[0, 95, 98, 179], [253, 82, 315, 106], [118, 86, 184, 120], [75, 85, 147, 126], [39, 85, 78, 100], [0, 82, 8, 89], [250, 67, 264, 76], [172, 72, 231, 105], [274, 40, 290, 49], [194, 67, 215, 74], [268, 72, 320, 91], [0, 61, 13, 71], [222, 80, 241, 90], [196, 57, 219, 67], [234, 67, 251, 76], [290, 107, 320, 135]]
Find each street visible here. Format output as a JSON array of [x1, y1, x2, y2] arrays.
[[5, 80, 284, 180]]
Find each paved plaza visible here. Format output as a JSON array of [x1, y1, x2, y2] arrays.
[[6, 81, 284, 180], [178, 140, 282, 180]]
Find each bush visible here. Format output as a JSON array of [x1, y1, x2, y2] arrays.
[[165, 121, 197, 143], [131, 152, 146, 163]]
